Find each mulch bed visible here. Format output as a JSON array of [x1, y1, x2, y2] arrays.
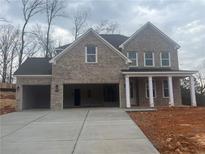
[[128, 107, 205, 154]]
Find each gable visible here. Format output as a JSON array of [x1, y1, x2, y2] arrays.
[[50, 29, 131, 64], [120, 22, 180, 49]]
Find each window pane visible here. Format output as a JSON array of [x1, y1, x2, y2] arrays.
[[128, 52, 136, 59], [162, 52, 169, 59], [87, 45, 96, 54], [163, 80, 168, 88], [164, 89, 169, 97], [87, 55, 96, 62], [162, 59, 169, 66], [163, 80, 169, 97], [145, 52, 153, 58], [146, 59, 153, 66]]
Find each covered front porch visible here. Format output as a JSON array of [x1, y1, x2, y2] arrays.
[[122, 69, 198, 108]]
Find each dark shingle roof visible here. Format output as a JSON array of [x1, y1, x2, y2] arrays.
[[100, 34, 128, 49], [14, 57, 52, 75], [55, 34, 128, 53]]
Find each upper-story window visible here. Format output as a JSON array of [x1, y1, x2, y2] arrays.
[[127, 51, 138, 66], [85, 45, 97, 63], [161, 52, 170, 67], [144, 52, 154, 66]]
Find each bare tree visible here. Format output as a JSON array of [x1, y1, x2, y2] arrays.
[[0, 25, 20, 83], [18, 0, 44, 67], [72, 9, 88, 40], [95, 20, 119, 34], [44, 0, 65, 57], [31, 24, 58, 57], [195, 72, 205, 95]]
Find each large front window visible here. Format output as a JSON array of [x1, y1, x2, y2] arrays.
[[85, 45, 97, 63], [144, 52, 154, 66], [161, 52, 170, 67], [145, 80, 156, 98], [127, 51, 138, 66]]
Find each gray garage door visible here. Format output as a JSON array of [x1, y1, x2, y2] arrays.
[[23, 85, 50, 109]]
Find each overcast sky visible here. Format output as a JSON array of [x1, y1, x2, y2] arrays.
[[1, 0, 205, 73]]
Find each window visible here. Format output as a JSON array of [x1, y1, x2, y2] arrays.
[[144, 52, 154, 66], [127, 51, 138, 66], [85, 45, 97, 63], [161, 52, 170, 67], [163, 80, 169, 97], [145, 80, 156, 98]]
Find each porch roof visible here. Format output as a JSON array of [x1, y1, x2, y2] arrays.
[[121, 68, 198, 77]]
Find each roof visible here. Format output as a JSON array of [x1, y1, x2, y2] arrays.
[[100, 34, 128, 49], [14, 57, 52, 75], [119, 22, 180, 49], [50, 28, 131, 64], [55, 34, 128, 53]]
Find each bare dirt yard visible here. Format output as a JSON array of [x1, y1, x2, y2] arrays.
[[0, 91, 16, 115], [128, 107, 205, 154]]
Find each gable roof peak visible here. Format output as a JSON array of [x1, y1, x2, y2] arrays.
[[119, 22, 180, 49], [50, 27, 131, 64]]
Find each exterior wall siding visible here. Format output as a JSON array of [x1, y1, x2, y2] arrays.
[[123, 25, 179, 70]]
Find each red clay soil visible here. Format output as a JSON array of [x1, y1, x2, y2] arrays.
[[128, 107, 205, 154]]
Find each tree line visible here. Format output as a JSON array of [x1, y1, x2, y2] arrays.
[[0, 0, 120, 83]]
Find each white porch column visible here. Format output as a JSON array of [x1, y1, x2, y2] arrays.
[[148, 76, 154, 107], [190, 76, 197, 107], [125, 75, 131, 108], [168, 76, 174, 106]]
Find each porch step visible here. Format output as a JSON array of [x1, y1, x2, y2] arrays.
[[124, 108, 157, 112]]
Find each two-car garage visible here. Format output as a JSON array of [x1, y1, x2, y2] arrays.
[[21, 83, 120, 110]]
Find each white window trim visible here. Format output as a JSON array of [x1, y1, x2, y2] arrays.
[[160, 52, 171, 67], [85, 46, 98, 63], [145, 80, 157, 98], [144, 52, 155, 67], [127, 52, 138, 67], [162, 79, 169, 98]]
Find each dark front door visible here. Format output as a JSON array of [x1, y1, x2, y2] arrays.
[[74, 89, 81, 106]]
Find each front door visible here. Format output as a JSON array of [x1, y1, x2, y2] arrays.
[[74, 89, 81, 106]]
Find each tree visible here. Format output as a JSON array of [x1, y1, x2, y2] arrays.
[[18, 0, 44, 67], [44, 0, 65, 57], [94, 20, 119, 34], [72, 9, 88, 40], [0, 25, 20, 83], [195, 72, 205, 95]]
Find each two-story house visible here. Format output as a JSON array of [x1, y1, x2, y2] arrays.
[[14, 22, 197, 111]]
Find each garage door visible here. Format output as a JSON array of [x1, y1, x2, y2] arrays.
[[22, 85, 50, 109]]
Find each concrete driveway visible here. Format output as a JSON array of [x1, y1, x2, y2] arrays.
[[0, 108, 159, 154]]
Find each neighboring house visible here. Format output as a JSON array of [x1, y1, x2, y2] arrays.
[[14, 22, 197, 111]]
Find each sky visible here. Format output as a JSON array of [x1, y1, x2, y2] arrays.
[[1, 0, 205, 74]]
